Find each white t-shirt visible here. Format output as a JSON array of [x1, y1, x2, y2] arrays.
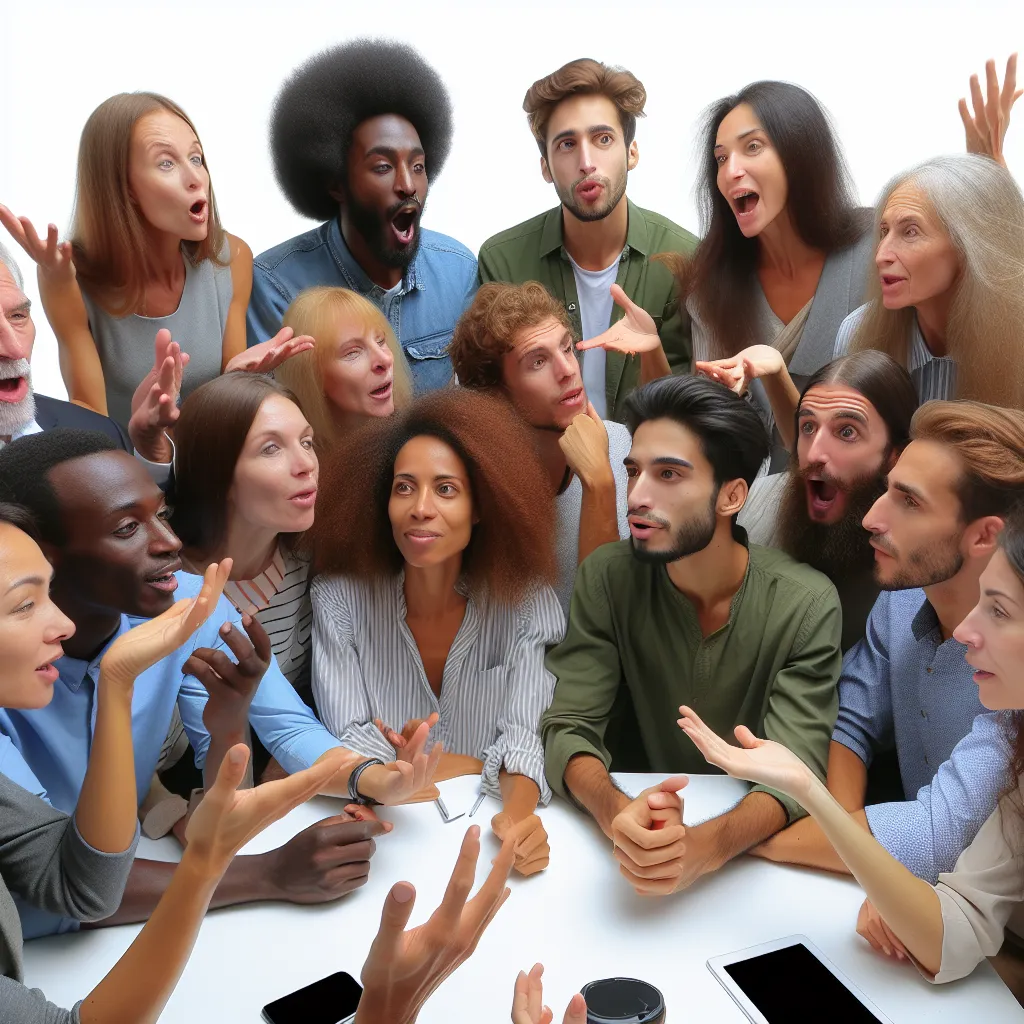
[[569, 253, 620, 419]]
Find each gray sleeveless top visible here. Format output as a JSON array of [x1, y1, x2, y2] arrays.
[[81, 240, 233, 429]]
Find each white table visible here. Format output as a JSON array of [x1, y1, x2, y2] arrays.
[[23, 774, 1024, 1022]]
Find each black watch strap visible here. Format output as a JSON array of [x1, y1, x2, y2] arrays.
[[348, 758, 385, 805]]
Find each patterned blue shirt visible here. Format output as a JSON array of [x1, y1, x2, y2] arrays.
[[0, 570, 342, 937], [247, 217, 477, 394], [832, 588, 1009, 882]]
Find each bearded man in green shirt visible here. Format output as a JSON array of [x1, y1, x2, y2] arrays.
[[477, 59, 697, 423], [542, 375, 842, 894]]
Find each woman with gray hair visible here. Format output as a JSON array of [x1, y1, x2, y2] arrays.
[[834, 153, 1024, 409]]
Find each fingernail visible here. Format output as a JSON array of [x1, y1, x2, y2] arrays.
[[393, 882, 414, 903], [229, 748, 245, 765]]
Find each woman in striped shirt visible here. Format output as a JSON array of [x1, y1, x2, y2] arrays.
[[308, 389, 566, 876]]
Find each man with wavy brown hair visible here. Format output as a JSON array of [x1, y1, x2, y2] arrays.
[[477, 59, 697, 423]]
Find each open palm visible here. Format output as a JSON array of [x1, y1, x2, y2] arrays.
[[0, 206, 75, 279], [695, 344, 784, 396], [577, 285, 659, 354], [677, 705, 815, 801], [99, 561, 231, 691]]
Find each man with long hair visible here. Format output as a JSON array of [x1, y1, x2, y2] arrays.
[[249, 40, 476, 394], [478, 59, 696, 423]]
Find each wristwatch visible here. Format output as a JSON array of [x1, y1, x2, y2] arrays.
[[347, 758, 385, 805]]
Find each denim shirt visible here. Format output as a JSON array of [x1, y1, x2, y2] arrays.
[[247, 218, 477, 393]]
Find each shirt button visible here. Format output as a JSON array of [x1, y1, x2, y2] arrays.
[[568, 303, 577, 312], [926, 666, 933, 674], [924, 755, 930, 765], [921, 709, 927, 718]]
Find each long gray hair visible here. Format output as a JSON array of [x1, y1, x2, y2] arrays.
[[849, 154, 1024, 409]]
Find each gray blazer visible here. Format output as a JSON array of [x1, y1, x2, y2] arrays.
[[0, 773, 138, 1024]]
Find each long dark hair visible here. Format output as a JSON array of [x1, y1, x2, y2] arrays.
[[170, 373, 307, 552], [998, 508, 1024, 803], [796, 351, 918, 454], [674, 81, 867, 358]]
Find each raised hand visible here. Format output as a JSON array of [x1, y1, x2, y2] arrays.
[[183, 744, 358, 877], [558, 402, 613, 489], [224, 326, 315, 374], [959, 54, 1021, 168], [360, 739, 444, 805], [128, 328, 191, 462], [857, 898, 909, 962], [99, 561, 231, 693], [261, 808, 389, 904], [186, 613, 273, 741], [374, 713, 439, 761], [610, 775, 688, 896], [694, 344, 785, 397], [0, 206, 75, 279], [354, 824, 515, 1024], [512, 964, 588, 1024], [576, 284, 660, 355], [677, 705, 815, 802], [491, 812, 550, 877]]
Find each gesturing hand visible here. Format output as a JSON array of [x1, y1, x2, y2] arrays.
[[576, 285, 660, 355], [512, 964, 587, 1024], [187, 613, 272, 741], [360, 740, 445, 806], [856, 898, 909, 962], [262, 808, 388, 905], [128, 328, 191, 462], [677, 705, 815, 802], [694, 344, 785, 397], [99, 560, 231, 693], [959, 54, 1021, 168], [183, 743, 358, 878], [225, 326, 315, 374], [610, 775, 688, 896], [491, 812, 550, 877], [0, 206, 75, 279], [374, 713, 440, 762], [354, 824, 515, 1024], [558, 402, 612, 490]]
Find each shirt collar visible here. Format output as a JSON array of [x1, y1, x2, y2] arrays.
[[910, 595, 943, 644], [540, 198, 648, 259], [327, 216, 421, 295], [0, 416, 43, 450], [57, 615, 132, 693]]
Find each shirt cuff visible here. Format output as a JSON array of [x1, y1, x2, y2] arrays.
[[750, 783, 806, 824], [133, 433, 174, 485], [829, 726, 872, 767], [272, 730, 345, 776], [544, 733, 610, 802], [482, 739, 551, 806]]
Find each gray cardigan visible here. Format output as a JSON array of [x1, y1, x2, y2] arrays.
[[0, 773, 138, 1024]]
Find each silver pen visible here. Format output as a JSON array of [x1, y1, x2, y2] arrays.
[[468, 791, 486, 818], [434, 795, 465, 824]]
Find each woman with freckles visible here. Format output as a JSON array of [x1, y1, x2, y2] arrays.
[[308, 389, 565, 877], [0, 92, 307, 438]]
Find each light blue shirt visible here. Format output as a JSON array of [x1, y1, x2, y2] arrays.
[[0, 570, 342, 937], [247, 217, 477, 394], [832, 588, 1009, 882]]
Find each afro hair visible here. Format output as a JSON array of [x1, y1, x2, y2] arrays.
[[270, 38, 454, 222], [0, 429, 117, 546]]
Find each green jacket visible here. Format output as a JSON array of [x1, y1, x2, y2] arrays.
[[477, 200, 698, 422], [541, 540, 842, 823]]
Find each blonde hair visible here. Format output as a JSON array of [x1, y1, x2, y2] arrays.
[[70, 92, 227, 317], [277, 287, 413, 448], [850, 155, 1024, 409]]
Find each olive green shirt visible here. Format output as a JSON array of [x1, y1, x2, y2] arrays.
[[477, 200, 698, 422], [541, 540, 842, 822]]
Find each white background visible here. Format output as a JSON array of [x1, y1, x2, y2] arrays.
[[3, 0, 1023, 401]]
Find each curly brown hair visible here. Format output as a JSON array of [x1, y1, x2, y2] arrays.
[[307, 389, 557, 605], [448, 281, 572, 390], [523, 58, 646, 157]]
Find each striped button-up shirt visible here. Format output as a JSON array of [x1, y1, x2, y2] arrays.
[[834, 302, 957, 403], [311, 572, 566, 803]]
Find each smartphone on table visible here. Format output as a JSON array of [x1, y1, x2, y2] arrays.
[[261, 970, 362, 1024]]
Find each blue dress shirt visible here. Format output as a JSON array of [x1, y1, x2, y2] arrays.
[[0, 570, 342, 937], [832, 588, 1010, 882], [247, 218, 477, 394]]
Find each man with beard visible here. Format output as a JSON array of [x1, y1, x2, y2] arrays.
[[478, 59, 696, 423], [738, 351, 919, 650], [751, 401, 1024, 922], [248, 40, 476, 393], [542, 376, 842, 894]]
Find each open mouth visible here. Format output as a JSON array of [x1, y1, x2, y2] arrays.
[[881, 275, 904, 287], [144, 561, 181, 593], [370, 380, 393, 401], [576, 179, 604, 202], [0, 376, 28, 403], [559, 388, 584, 407], [628, 516, 661, 541], [805, 478, 840, 518], [391, 206, 419, 246], [188, 199, 208, 223], [35, 652, 62, 683], [289, 489, 317, 508], [733, 190, 760, 216]]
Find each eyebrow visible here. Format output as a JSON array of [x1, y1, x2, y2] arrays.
[[550, 124, 617, 146], [6, 574, 49, 594], [623, 456, 694, 470], [517, 332, 571, 362], [798, 407, 869, 426], [365, 145, 425, 161], [6, 299, 31, 315], [713, 128, 762, 151], [892, 480, 926, 503], [394, 472, 462, 483], [983, 588, 1019, 605]]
